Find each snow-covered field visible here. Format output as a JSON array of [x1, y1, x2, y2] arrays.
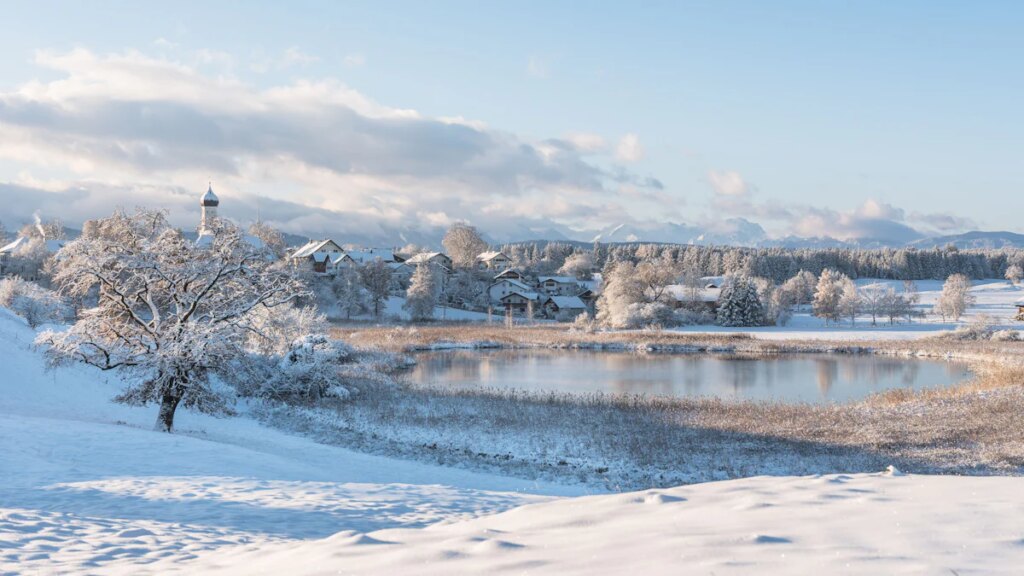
[[2, 304, 1023, 574], [674, 278, 1024, 340]]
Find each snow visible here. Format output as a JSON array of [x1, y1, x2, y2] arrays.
[[177, 472, 1024, 575], [0, 308, 577, 573], [3, 301, 1024, 574], [378, 295, 494, 321], [673, 278, 1024, 340]]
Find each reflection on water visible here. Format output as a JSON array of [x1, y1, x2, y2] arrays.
[[405, 350, 972, 404]]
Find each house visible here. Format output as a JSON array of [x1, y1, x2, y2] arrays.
[[666, 284, 721, 312], [342, 248, 397, 266], [404, 252, 453, 272], [290, 239, 345, 273], [538, 276, 584, 296], [1017, 299, 1024, 322], [0, 236, 66, 279], [493, 268, 524, 281], [543, 296, 588, 320], [488, 278, 537, 303], [388, 262, 414, 290], [476, 251, 512, 270], [577, 288, 598, 310], [499, 291, 541, 316]]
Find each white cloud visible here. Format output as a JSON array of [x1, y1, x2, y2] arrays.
[[0, 48, 660, 242], [707, 170, 748, 197], [615, 133, 643, 162]]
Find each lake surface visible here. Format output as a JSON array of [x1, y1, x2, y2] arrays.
[[404, 349, 972, 403]]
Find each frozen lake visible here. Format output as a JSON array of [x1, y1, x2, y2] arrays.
[[405, 349, 973, 403]]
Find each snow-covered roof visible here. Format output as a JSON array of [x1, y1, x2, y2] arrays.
[[544, 296, 587, 310], [0, 237, 27, 254], [494, 268, 522, 279], [500, 290, 540, 301], [1016, 297, 1024, 306], [538, 276, 579, 284], [291, 239, 343, 259], [0, 237, 66, 255], [345, 248, 395, 264], [476, 251, 508, 261], [201, 185, 220, 206], [666, 284, 720, 303], [405, 252, 449, 265], [491, 278, 534, 292]]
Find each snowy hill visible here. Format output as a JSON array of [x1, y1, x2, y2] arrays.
[[907, 230, 1024, 250], [3, 306, 1024, 574]]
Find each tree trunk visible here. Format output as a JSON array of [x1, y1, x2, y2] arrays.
[[155, 388, 183, 433]]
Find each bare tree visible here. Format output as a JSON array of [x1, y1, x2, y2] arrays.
[[860, 285, 887, 326], [442, 223, 488, 268], [39, 209, 308, 432]]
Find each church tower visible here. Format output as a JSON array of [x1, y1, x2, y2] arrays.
[[200, 184, 220, 234]]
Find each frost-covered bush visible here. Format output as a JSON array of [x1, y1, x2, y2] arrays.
[[570, 312, 597, 333], [261, 334, 356, 401], [0, 277, 69, 327], [935, 316, 997, 341], [623, 302, 677, 329], [674, 307, 716, 326], [990, 330, 1021, 342]]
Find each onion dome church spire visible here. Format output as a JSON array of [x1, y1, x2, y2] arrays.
[[199, 182, 220, 234]]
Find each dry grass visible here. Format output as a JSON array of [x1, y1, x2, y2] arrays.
[[258, 325, 1024, 490]]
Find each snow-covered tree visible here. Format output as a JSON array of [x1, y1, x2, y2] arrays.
[[935, 273, 974, 321], [557, 252, 595, 280], [261, 335, 356, 401], [838, 278, 861, 326], [676, 267, 705, 311], [245, 304, 327, 356], [247, 221, 287, 259], [812, 269, 844, 325], [404, 264, 437, 321], [359, 260, 392, 317], [1005, 264, 1023, 285], [39, 209, 308, 432], [0, 277, 69, 327], [444, 269, 488, 310], [716, 275, 765, 327], [596, 261, 679, 328], [442, 223, 488, 268], [0, 221, 7, 246], [333, 266, 371, 319], [902, 281, 921, 323]]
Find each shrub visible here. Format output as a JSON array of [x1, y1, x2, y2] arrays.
[[261, 335, 357, 401], [991, 330, 1021, 342], [0, 277, 69, 327]]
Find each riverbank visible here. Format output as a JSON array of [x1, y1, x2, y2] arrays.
[[260, 325, 1024, 490]]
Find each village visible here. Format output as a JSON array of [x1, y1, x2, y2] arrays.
[[3, 185, 1024, 327]]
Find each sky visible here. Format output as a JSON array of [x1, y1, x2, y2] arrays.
[[0, 0, 1021, 246]]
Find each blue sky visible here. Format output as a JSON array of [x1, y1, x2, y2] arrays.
[[0, 1, 1021, 244]]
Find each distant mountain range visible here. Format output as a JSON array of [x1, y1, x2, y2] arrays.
[[25, 223, 1024, 253]]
